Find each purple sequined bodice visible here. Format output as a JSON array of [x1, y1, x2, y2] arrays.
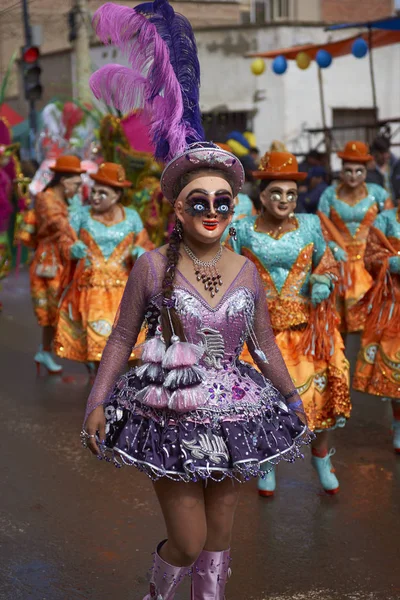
[[85, 249, 303, 419], [152, 286, 254, 367]]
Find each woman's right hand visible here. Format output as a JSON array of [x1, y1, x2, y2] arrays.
[[83, 405, 106, 455], [70, 240, 88, 259]]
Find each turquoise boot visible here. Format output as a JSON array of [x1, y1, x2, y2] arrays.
[[311, 448, 339, 495], [392, 421, 400, 455], [34, 345, 63, 375], [258, 463, 276, 497]]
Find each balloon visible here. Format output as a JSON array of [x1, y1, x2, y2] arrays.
[[352, 38, 368, 58], [272, 55, 287, 75], [316, 49, 332, 69], [226, 139, 249, 158], [251, 58, 266, 76], [296, 52, 311, 70]]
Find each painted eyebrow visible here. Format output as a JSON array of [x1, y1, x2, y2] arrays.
[[186, 189, 233, 199], [269, 187, 297, 193]]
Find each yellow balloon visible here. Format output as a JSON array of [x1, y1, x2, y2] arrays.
[[251, 58, 266, 76], [296, 52, 311, 70], [227, 139, 249, 158], [244, 131, 257, 148]]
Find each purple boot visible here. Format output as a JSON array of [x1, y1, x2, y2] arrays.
[[143, 540, 188, 600], [191, 549, 231, 599]]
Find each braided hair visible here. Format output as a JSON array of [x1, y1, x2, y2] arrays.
[[160, 168, 234, 346]]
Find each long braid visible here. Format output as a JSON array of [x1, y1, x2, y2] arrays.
[[160, 220, 186, 346]]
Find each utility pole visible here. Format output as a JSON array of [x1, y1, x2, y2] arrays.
[[72, 0, 92, 104], [22, 0, 36, 159]]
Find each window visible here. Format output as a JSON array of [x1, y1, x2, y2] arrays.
[[332, 108, 379, 147], [251, 0, 291, 23], [202, 111, 251, 143]]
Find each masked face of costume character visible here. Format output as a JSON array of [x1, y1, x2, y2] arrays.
[[90, 183, 121, 214], [260, 180, 298, 221], [174, 175, 234, 244]]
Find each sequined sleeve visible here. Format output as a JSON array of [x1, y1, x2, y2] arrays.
[[247, 266, 306, 423], [35, 190, 77, 258], [84, 252, 156, 420]]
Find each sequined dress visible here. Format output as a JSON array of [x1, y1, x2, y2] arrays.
[[55, 205, 153, 362], [230, 214, 351, 431], [84, 249, 310, 482], [353, 208, 400, 398], [318, 183, 391, 332]]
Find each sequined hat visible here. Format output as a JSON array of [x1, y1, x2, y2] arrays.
[[90, 162, 132, 188], [337, 141, 372, 163], [252, 151, 307, 182], [50, 155, 87, 174], [160, 142, 245, 204]]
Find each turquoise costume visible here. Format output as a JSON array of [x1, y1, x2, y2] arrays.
[[230, 214, 351, 433], [55, 205, 152, 362], [317, 182, 390, 332]]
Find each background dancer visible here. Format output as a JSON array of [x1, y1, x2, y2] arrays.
[[30, 155, 86, 374], [231, 151, 351, 496]]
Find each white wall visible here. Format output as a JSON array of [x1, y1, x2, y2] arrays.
[[88, 25, 400, 156]]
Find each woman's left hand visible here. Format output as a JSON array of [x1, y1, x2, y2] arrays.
[[311, 282, 331, 306]]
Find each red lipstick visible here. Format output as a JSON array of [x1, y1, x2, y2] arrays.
[[202, 220, 218, 231]]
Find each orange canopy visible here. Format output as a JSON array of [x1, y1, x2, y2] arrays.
[[247, 30, 400, 60]]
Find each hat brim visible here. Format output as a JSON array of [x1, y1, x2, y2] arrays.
[[50, 166, 87, 174], [251, 170, 307, 182], [90, 173, 132, 188], [161, 146, 244, 203], [337, 152, 372, 163]]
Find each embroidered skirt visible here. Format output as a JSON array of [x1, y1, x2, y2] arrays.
[[99, 361, 311, 482]]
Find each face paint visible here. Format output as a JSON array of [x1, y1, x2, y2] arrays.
[[175, 176, 234, 245]]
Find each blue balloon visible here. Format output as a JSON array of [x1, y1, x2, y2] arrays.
[[272, 55, 287, 75], [352, 38, 368, 59], [316, 49, 332, 69]]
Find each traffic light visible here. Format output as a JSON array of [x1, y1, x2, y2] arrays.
[[21, 45, 43, 102]]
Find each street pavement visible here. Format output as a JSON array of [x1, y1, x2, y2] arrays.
[[0, 269, 399, 600]]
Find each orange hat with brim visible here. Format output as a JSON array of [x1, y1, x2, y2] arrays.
[[50, 155, 86, 174], [216, 142, 231, 152], [252, 151, 307, 182], [90, 162, 132, 188], [337, 141, 372, 163]]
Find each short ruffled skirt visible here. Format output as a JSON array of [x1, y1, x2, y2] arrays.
[[100, 361, 311, 482]]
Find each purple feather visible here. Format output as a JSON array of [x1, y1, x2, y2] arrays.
[[135, 0, 204, 144], [90, 3, 195, 162]]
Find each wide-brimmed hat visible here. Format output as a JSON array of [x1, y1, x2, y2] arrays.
[[50, 155, 86, 174], [90, 162, 132, 188], [337, 141, 372, 163], [252, 151, 307, 182], [161, 142, 245, 204]]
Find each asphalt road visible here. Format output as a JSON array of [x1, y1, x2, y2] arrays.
[[0, 269, 399, 600]]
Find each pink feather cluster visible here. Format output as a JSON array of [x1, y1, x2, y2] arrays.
[[89, 3, 191, 163]]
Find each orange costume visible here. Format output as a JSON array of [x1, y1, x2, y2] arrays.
[[317, 142, 392, 333], [55, 163, 153, 363], [353, 208, 400, 399], [29, 156, 85, 327], [231, 153, 351, 432]]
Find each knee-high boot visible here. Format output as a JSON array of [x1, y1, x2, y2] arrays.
[[191, 549, 231, 599], [143, 540, 188, 600]]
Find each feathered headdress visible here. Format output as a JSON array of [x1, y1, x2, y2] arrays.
[[89, 0, 205, 164]]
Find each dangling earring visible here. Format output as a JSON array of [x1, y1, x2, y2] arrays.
[[173, 219, 183, 240], [289, 211, 295, 218], [229, 226, 237, 241]]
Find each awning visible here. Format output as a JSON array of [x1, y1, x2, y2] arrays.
[[247, 29, 400, 60], [326, 16, 400, 31], [0, 103, 24, 127]]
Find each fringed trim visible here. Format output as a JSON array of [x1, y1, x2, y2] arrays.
[[97, 427, 313, 483], [302, 297, 340, 361]]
